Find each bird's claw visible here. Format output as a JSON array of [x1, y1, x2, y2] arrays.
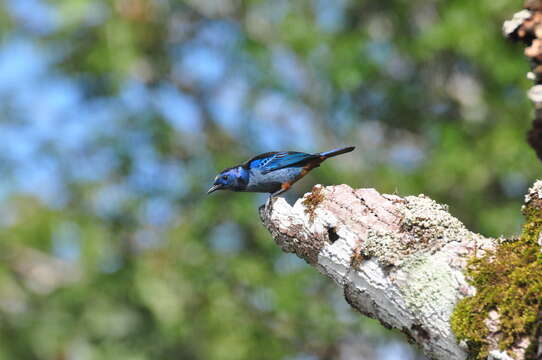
[[265, 194, 279, 209]]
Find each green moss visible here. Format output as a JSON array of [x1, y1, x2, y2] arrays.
[[451, 198, 542, 359], [302, 185, 325, 223]]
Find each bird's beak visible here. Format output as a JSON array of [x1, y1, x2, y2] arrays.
[[207, 184, 223, 194]]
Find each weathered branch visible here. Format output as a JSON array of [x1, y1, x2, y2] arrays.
[[259, 182, 542, 360]]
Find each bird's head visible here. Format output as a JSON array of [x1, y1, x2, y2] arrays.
[[207, 166, 248, 194]]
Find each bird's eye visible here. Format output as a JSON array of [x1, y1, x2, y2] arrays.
[[222, 175, 228, 180]]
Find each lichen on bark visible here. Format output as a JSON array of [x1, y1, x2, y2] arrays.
[[451, 181, 542, 360]]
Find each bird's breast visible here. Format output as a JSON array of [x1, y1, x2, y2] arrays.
[[245, 167, 302, 193]]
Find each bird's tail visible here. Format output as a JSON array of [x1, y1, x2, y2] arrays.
[[319, 146, 355, 159]]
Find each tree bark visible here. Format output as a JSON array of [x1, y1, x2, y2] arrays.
[[259, 182, 542, 360], [503, 2, 542, 162]]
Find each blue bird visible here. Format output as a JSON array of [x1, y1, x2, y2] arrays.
[[207, 146, 355, 197]]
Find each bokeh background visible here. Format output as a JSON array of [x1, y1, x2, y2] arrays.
[[0, 0, 537, 359]]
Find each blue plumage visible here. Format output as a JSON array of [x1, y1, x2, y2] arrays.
[[207, 146, 355, 197], [247, 152, 318, 174]]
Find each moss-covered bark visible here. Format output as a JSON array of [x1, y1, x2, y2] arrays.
[[451, 191, 542, 359]]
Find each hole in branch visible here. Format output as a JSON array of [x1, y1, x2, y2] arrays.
[[327, 227, 339, 243]]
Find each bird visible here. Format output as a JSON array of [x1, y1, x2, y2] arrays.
[[207, 146, 355, 198]]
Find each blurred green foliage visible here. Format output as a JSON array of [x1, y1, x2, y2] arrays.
[[0, 0, 537, 359]]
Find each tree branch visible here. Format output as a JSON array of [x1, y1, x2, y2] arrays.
[[260, 183, 542, 360]]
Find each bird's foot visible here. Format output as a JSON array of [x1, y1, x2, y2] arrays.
[[265, 195, 274, 209], [266, 183, 291, 208], [265, 193, 283, 209]]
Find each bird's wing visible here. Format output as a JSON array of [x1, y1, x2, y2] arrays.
[[244, 151, 318, 174]]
